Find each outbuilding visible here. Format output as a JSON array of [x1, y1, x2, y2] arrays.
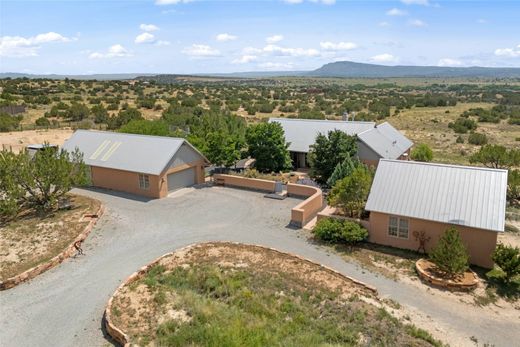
[[365, 159, 508, 268], [62, 130, 209, 198]]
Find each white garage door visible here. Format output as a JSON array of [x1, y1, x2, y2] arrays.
[[167, 167, 196, 192]]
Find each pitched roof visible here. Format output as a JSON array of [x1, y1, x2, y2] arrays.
[[269, 117, 375, 153], [61, 130, 207, 175], [357, 122, 413, 159], [365, 160, 508, 232]]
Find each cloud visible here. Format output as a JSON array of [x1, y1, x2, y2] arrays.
[[155, 0, 192, 5], [266, 35, 284, 44], [494, 44, 520, 58], [370, 53, 398, 63], [438, 58, 463, 67], [386, 8, 407, 16], [216, 33, 238, 42], [477, 19, 487, 24], [258, 62, 294, 70], [232, 55, 257, 64], [182, 44, 220, 57], [243, 46, 262, 54], [282, 0, 303, 3], [379, 21, 390, 27], [408, 19, 427, 27], [135, 32, 156, 44], [156, 40, 171, 46], [0, 32, 73, 57], [400, 0, 429, 5], [140, 24, 159, 32], [88, 44, 131, 59], [320, 41, 357, 51], [263, 44, 320, 57]]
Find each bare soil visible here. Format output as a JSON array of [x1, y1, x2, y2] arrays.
[[0, 129, 73, 153], [0, 194, 100, 281]]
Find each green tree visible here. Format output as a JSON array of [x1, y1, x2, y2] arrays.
[[67, 102, 90, 121], [308, 130, 358, 185], [430, 227, 469, 277], [206, 131, 242, 168], [91, 104, 109, 124], [35, 117, 50, 127], [245, 122, 291, 172], [326, 156, 359, 187], [328, 165, 373, 218], [469, 145, 520, 169], [508, 170, 520, 206], [492, 243, 520, 282], [0, 112, 22, 132], [107, 107, 143, 130], [119, 119, 170, 136], [410, 143, 433, 162], [0, 150, 24, 221]]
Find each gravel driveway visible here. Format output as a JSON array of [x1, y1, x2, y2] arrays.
[[0, 186, 517, 347]]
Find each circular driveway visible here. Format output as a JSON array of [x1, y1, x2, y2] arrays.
[[0, 186, 518, 347]]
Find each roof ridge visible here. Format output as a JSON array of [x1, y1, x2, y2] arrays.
[[380, 159, 508, 173], [269, 117, 376, 125], [78, 129, 185, 142]]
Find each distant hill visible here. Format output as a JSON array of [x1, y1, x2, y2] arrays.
[[0, 72, 157, 80], [308, 61, 520, 78]]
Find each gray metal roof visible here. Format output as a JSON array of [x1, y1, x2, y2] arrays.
[[365, 160, 508, 232], [357, 122, 413, 159], [269, 118, 375, 153], [61, 130, 206, 175]]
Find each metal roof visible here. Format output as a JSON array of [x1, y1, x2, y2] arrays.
[[61, 130, 206, 175], [269, 118, 375, 153], [365, 159, 508, 232], [357, 122, 413, 159]]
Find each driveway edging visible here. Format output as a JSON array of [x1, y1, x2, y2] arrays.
[[104, 241, 377, 346], [0, 202, 105, 291]]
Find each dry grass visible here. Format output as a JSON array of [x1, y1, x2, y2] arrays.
[[0, 194, 100, 281], [0, 129, 73, 153]]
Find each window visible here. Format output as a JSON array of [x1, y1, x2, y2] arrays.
[[388, 216, 409, 239], [138, 174, 150, 190]]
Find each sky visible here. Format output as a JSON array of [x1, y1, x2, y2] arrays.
[[0, 0, 519, 74]]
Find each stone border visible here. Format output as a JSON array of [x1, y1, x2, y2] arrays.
[[104, 241, 378, 346], [415, 258, 478, 291], [0, 202, 105, 291]]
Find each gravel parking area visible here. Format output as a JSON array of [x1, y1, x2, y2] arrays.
[[1, 186, 518, 347]]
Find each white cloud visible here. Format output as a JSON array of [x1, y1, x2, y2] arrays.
[[266, 35, 284, 44], [320, 41, 357, 51], [408, 19, 427, 27], [182, 44, 220, 57], [370, 53, 398, 63], [135, 32, 156, 44], [216, 33, 238, 42], [282, 0, 303, 3], [379, 21, 390, 27], [232, 55, 257, 64], [88, 44, 131, 59], [155, 0, 192, 5], [494, 44, 520, 58], [263, 44, 320, 57], [386, 8, 408, 16], [0, 32, 73, 57], [156, 40, 171, 46], [438, 58, 463, 67], [400, 0, 429, 5], [140, 24, 159, 32], [258, 62, 294, 70], [243, 46, 262, 54]]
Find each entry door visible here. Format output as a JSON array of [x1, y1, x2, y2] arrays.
[[167, 167, 196, 191]]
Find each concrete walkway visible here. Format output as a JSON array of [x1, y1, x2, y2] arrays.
[[0, 186, 517, 347]]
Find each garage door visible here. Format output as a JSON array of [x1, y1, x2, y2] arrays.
[[167, 167, 196, 192]]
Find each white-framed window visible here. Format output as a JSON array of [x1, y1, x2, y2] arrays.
[[388, 216, 409, 239], [138, 174, 150, 190]]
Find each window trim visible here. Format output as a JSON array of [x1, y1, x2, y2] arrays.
[[388, 215, 409, 240], [138, 173, 150, 190]]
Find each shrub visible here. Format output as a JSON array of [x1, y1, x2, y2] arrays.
[[410, 143, 433, 162], [492, 243, 520, 282], [448, 117, 477, 134], [35, 117, 50, 127], [313, 218, 368, 244], [456, 135, 464, 144], [468, 132, 488, 146], [328, 165, 373, 218], [430, 227, 469, 276]]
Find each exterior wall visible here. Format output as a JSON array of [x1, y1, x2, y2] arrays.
[[168, 143, 204, 168], [287, 183, 323, 227], [158, 160, 205, 198], [90, 166, 162, 198], [357, 141, 381, 165], [368, 211, 498, 268], [213, 174, 276, 193]]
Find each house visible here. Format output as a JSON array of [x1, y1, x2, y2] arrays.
[[365, 159, 508, 268], [62, 130, 209, 198], [268, 118, 412, 168]]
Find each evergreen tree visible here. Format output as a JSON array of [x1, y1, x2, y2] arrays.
[[430, 228, 469, 276], [326, 156, 359, 187]]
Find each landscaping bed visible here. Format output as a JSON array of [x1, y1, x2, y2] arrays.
[[0, 194, 101, 282], [107, 242, 443, 347], [416, 258, 479, 291]]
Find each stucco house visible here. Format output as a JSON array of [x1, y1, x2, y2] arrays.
[[62, 130, 209, 198], [365, 159, 508, 268], [269, 118, 412, 168]]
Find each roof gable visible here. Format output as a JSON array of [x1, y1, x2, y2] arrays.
[[365, 160, 508, 232], [61, 130, 205, 175], [357, 122, 413, 159]]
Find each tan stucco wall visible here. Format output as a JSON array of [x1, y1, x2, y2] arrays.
[[287, 183, 323, 227], [368, 211, 498, 268], [158, 160, 206, 198], [91, 166, 162, 198], [213, 174, 276, 193]]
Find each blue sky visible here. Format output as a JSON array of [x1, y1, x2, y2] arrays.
[[1, 0, 519, 74]]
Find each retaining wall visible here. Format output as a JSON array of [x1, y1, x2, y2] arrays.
[[287, 183, 323, 228], [213, 174, 276, 193]]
